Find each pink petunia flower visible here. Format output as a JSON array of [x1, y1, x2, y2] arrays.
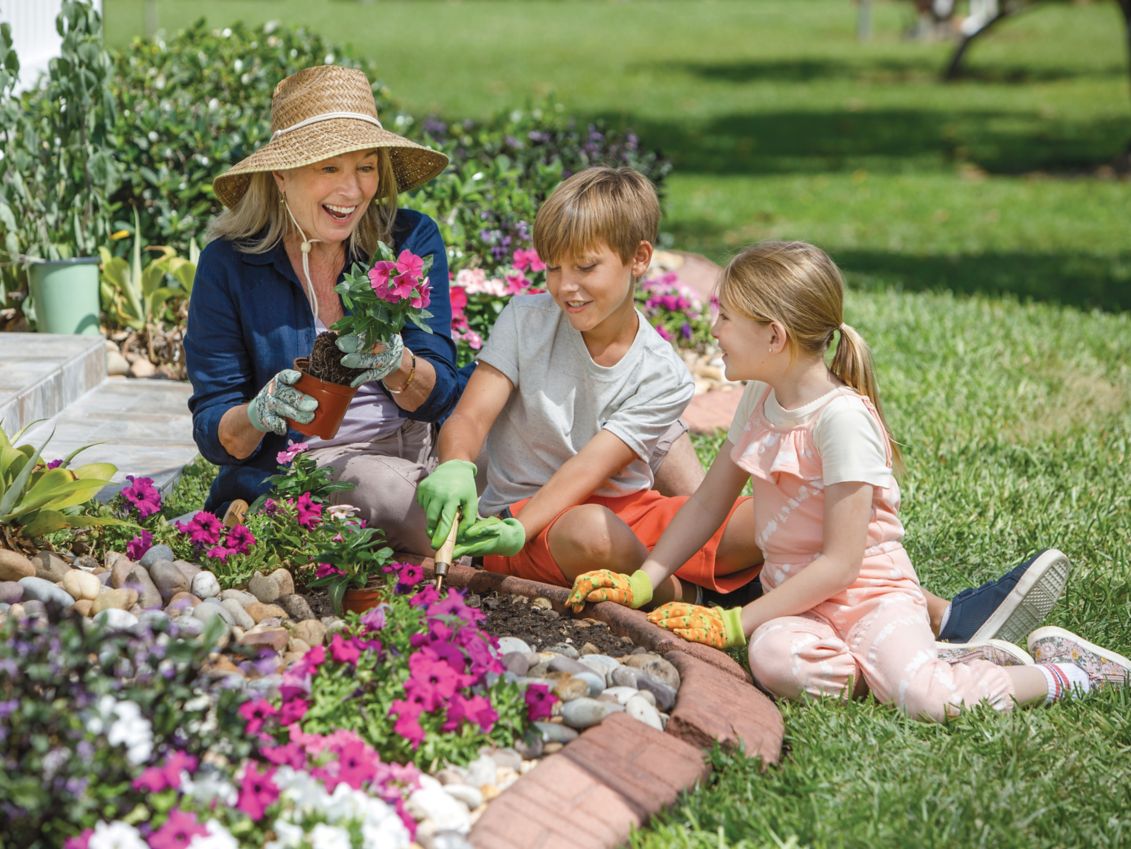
[[176, 511, 223, 547], [329, 634, 361, 665], [126, 529, 153, 562], [448, 284, 468, 313], [262, 498, 278, 515], [237, 698, 278, 736], [395, 249, 425, 281], [369, 260, 397, 288], [63, 830, 92, 849], [236, 762, 279, 822], [524, 683, 557, 721], [409, 585, 439, 608], [411, 279, 431, 310], [121, 475, 162, 519], [315, 562, 345, 579], [278, 697, 309, 726], [397, 562, 424, 587], [294, 492, 322, 529], [148, 809, 208, 849], [226, 524, 256, 555], [276, 440, 309, 465], [360, 605, 387, 632]]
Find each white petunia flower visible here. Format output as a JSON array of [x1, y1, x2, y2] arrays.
[[181, 768, 237, 808], [307, 823, 352, 849], [186, 821, 239, 849], [88, 821, 147, 849], [264, 818, 304, 849], [362, 813, 411, 848]]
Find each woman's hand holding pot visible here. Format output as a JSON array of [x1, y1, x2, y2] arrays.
[[336, 332, 404, 388]]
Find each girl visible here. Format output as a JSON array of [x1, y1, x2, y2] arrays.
[[567, 241, 1130, 721]]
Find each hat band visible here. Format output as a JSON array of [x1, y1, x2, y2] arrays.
[[271, 111, 384, 140]]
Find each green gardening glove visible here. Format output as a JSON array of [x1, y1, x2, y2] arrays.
[[646, 602, 746, 649], [416, 459, 479, 548], [452, 516, 526, 558], [566, 569, 654, 613], [247, 369, 318, 435]]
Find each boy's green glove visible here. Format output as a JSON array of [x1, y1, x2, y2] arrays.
[[646, 603, 746, 649], [452, 516, 525, 558], [416, 459, 478, 548], [565, 569, 654, 613], [247, 368, 317, 435]]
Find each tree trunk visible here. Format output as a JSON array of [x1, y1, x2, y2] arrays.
[[942, 1, 1033, 81]]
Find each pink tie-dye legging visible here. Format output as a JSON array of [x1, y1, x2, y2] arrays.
[[748, 544, 1017, 722]]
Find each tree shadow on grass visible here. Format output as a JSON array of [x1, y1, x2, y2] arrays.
[[592, 108, 1128, 176], [831, 247, 1131, 313]]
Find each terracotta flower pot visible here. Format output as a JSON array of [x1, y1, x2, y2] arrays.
[[288, 357, 358, 439], [342, 584, 386, 615]]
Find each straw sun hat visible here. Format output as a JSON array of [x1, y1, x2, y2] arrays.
[[212, 64, 449, 209]]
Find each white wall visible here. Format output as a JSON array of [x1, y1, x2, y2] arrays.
[[0, 0, 104, 94]]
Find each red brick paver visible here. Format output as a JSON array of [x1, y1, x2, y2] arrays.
[[683, 386, 742, 434]]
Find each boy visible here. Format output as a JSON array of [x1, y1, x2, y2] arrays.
[[417, 166, 760, 605]]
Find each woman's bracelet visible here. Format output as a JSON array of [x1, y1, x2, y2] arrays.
[[384, 350, 417, 395]]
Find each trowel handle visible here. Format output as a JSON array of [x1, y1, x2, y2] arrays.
[[435, 513, 460, 569]]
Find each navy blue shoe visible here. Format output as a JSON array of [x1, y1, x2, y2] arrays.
[[699, 577, 764, 609], [939, 549, 1071, 644]]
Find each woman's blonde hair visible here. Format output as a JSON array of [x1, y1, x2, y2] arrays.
[[719, 241, 902, 470], [205, 150, 399, 258]]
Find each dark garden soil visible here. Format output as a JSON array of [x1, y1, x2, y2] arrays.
[[306, 331, 367, 385], [306, 585, 636, 657]]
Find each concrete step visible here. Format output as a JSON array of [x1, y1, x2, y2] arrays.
[[19, 377, 198, 495], [0, 332, 106, 434]]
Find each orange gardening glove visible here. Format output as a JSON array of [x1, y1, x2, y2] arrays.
[[565, 569, 654, 613], [646, 602, 746, 649]]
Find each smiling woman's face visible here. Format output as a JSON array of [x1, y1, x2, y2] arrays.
[[273, 149, 380, 246]]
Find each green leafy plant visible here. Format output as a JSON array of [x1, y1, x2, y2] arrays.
[[99, 208, 197, 332], [0, 424, 120, 552], [307, 522, 395, 615]]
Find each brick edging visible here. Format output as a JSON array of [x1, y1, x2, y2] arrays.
[[421, 561, 785, 849]]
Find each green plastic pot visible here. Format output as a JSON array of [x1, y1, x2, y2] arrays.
[[28, 257, 102, 336]]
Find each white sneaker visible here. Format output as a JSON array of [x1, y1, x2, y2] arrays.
[[936, 638, 1033, 666], [1028, 626, 1131, 690]]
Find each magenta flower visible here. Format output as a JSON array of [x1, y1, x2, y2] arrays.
[[360, 605, 387, 632], [329, 634, 361, 665], [395, 249, 425, 280], [409, 585, 439, 608], [236, 762, 279, 821], [389, 272, 418, 300], [333, 736, 379, 790], [126, 529, 153, 561], [524, 683, 557, 721], [46, 458, 65, 469], [260, 741, 306, 770], [369, 259, 397, 289], [462, 693, 498, 732], [63, 831, 92, 849], [149, 809, 208, 849], [263, 498, 278, 515], [294, 492, 322, 529], [388, 700, 425, 749], [206, 544, 232, 563], [315, 562, 346, 578], [405, 649, 460, 710], [275, 440, 309, 465], [121, 475, 162, 519], [176, 511, 223, 547], [278, 697, 309, 726], [411, 278, 431, 310], [238, 698, 278, 736], [397, 561, 423, 587], [512, 248, 545, 273], [226, 524, 255, 555]]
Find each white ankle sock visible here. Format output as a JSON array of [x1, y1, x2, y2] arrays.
[[938, 604, 952, 636], [1036, 662, 1091, 703]]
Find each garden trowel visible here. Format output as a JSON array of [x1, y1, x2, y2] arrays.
[[433, 510, 460, 592]]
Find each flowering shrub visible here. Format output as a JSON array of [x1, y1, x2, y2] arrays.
[[449, 249, 546, 363], [307, 519, 395, 614], [636, 270, 714, 351], [263, 562, 556, 770]]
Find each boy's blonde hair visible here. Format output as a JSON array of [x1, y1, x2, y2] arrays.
[[205, 151, 399, 257], [719, 241, 902, 471], [533, 166, 659, 266]]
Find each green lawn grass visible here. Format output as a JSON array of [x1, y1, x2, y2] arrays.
[[106, 2, 1131, 845]]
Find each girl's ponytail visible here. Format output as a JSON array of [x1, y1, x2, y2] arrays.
[[831, 321, 903, 473]]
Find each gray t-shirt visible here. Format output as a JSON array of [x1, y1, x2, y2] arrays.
[[477, 292, 694, 516]]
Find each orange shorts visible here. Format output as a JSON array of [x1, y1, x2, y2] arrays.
[[483, 488, 760, 591]]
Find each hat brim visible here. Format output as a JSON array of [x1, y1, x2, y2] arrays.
[[212, 118, 449, 208]]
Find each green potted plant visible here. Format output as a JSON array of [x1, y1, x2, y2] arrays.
[[307, 521, 396, 615], [0, 0, 118, 335]]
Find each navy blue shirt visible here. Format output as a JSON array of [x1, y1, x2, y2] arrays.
[[185, 209, 457, 513]]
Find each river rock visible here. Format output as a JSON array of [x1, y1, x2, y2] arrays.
[[0, 550, 35, 581], [122, 566, 163, 609], [247, 571, 282, 604], [139, 545, 175, 569], [94, 608, 139, 630], [93, 587, 138, 614], [496, 636, 533, 656], [149, 560, 189, 603], [545, 641, 578, 659], [193, 599, 235, 627], [191, 571, 220, 599], [171, 615, 204, 637], [278, 593, 313, 621], [407, 776, 471, 834], [72, 599, 94, 617], [622, 653, 680, 689], [290, 618, 327, 647], [442, 783, 483, 810], [239, 628, 289, 654], [0, 581, 23, 604], [611, 666, 640, 688], [463, 754, 498, 789], [561, 697, 624, 729], [220, 588, 258, 606], [21, 600, 48, 620], [246, 602, 287, 624], [578, 653, 621, 680], [549, 673, 590, 702], [533, 721, 579, 744], [267, 568, 295, 597], [18, 576, 75, 608], [626, 694, 664, 731], [166, 592, 200, 615], [502, 652, 531, 677], [599, 686, 642, 706], [173, 559, 202, 584], [62, 569, 102, 602], [31, 551, 71, 583], [635, 674, 678, 711], [109, 557, 135, 589], [222, 598, 256, 629]]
